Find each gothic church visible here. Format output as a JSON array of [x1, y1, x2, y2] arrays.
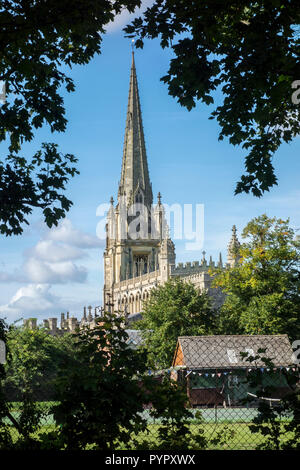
[[103, 53, 240, 320]]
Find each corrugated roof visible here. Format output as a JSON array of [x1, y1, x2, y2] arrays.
[[176, 335, 294, 369], [125, 329, 144, 348]]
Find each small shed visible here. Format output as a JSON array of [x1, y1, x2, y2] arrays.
[[172, 335, 295, 407]]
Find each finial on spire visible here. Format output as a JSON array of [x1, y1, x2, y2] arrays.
[[157, 192, 162, 205], [227, 225, 241, 268], [110, 196, 114, 206]]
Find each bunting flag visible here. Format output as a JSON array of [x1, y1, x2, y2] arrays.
[[183, 367, 296, 378], [146, 365, 297, 379]]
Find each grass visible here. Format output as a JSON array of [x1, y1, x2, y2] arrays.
[[115, 422, 295, 450], [6, 420, 295, 450], [4, 403, 295, 450], [9, 401, 58, 412]]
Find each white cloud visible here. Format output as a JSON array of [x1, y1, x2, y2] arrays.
[[46, 219, 103, 248], [28, 239, 85, 262], [0, 218, 105, 322], [10, 284, 57, 310], [105, 1, 154, 33], [0, 284, 101, 323], [0, 219, 104, 285], [24, 257, 87, 284], [0, 284, 59, 322]]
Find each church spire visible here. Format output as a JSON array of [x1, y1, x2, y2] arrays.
[[227, 225, 241, 267], [118, 51, 153, 208]]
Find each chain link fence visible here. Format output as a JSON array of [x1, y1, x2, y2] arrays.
[[1, 326, 299, 450]]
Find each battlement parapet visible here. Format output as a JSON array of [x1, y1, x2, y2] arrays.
[[22, 306, 103, 336], [171, 260, 214, 277], [23, 318, 37, 329], [116, 269, 160, 290]]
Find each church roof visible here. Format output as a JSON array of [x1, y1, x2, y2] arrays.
[[118, 52, 153, 207]]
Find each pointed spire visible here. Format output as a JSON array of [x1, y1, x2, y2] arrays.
[[218, 252, 223, 268], [227, 225, 241, 268], [118, 52, 153, 208]]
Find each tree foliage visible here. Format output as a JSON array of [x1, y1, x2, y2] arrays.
[[1, 313, 230, 450], [130, 375, 209, 450], [46, 313, 231, 450], [136, 278, 216, 369], [125, 1, 300, 196], [0, 318, 13, 449], [0, 323, 79, 448], [50, 312, 151, 450], [3, 324, 78, 401], [0, 0, 141, 235], [241, 350, 300, 450], [213, 214, 300, 339]]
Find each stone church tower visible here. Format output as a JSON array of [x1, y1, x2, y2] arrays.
[[103, 53, 240, 318], [103, 52, 175, 315]]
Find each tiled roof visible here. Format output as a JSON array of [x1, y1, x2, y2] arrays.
[[176, 335, 294, 369]]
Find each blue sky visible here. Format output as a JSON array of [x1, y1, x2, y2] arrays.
[[0, 7, 299, 323]]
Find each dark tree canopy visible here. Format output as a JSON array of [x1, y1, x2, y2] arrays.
[[0, 0, 141, 235], [136, 278, 216, 369], [125, 0, 300, 197]]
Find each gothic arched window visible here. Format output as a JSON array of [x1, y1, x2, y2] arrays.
[[135, 191, 143, 204]]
